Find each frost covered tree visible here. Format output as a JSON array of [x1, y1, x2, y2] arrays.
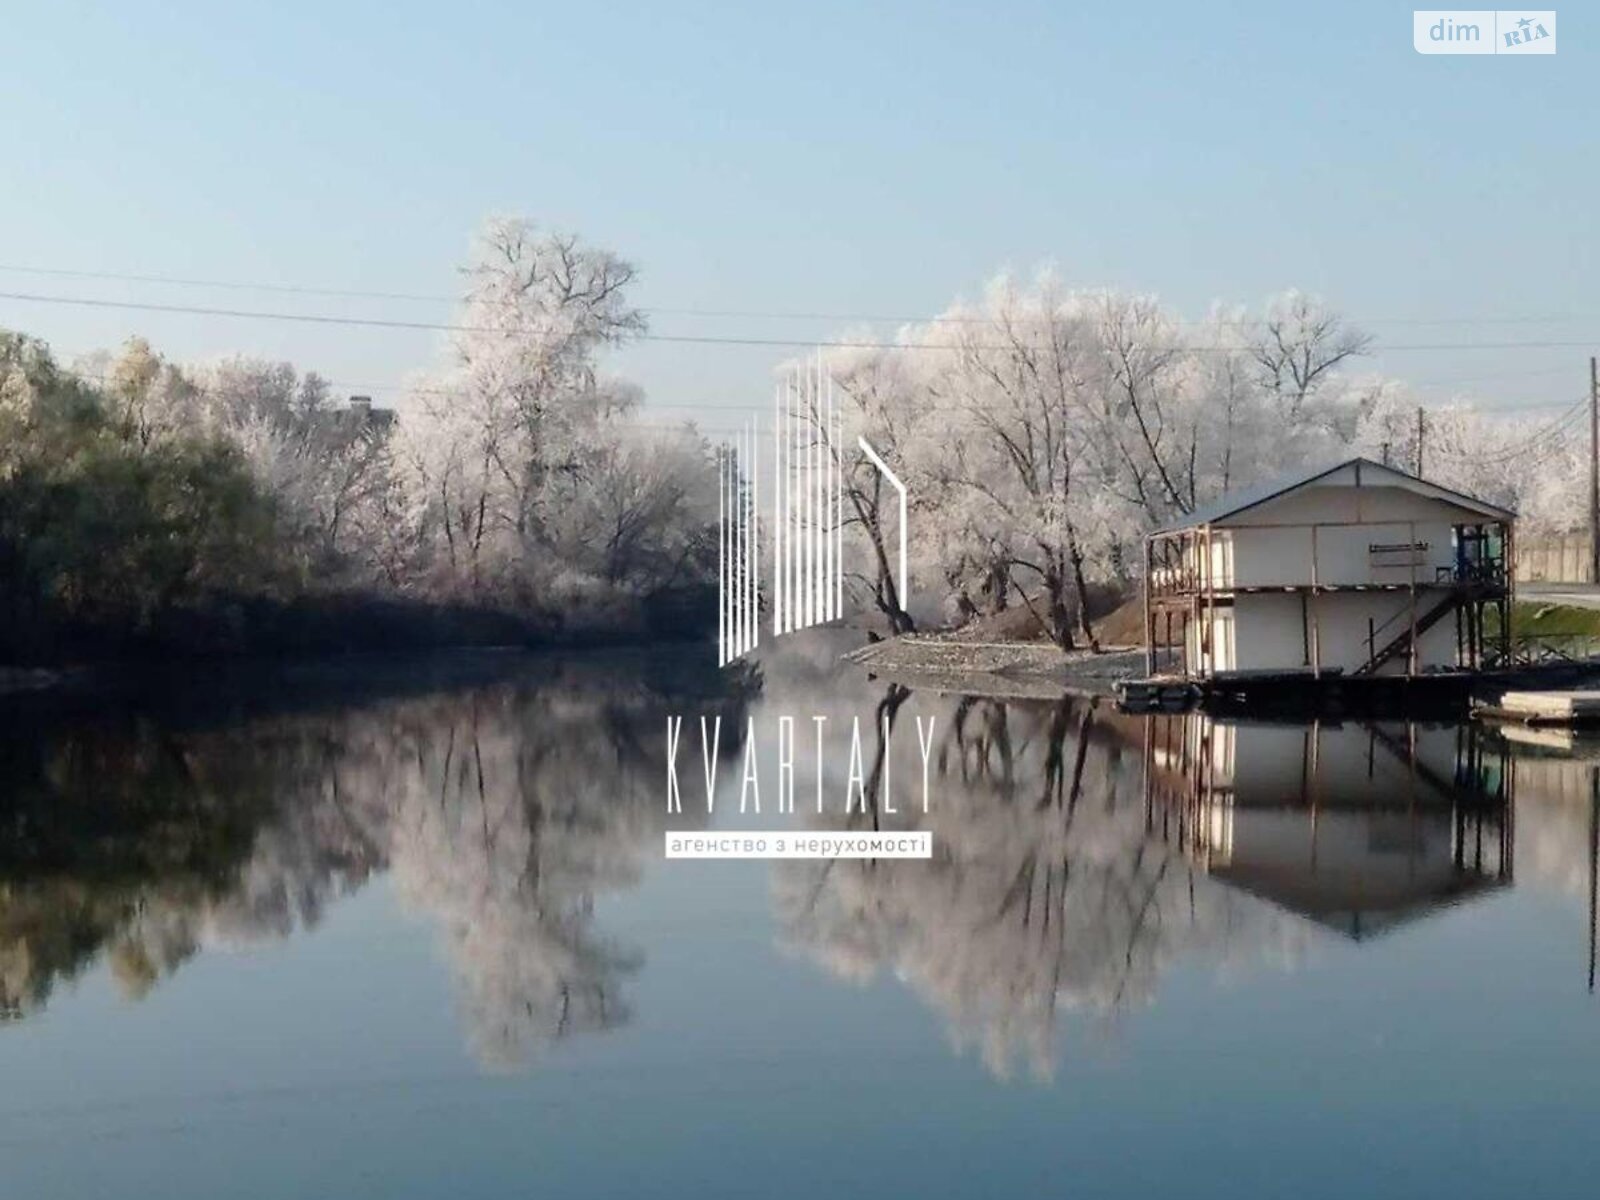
[[937, 278, 1105, 649], [189, 357, 402, 584], [821, 343, 924, 633], [404, 217, 717, 615], [1351, 383, 1583, 534], [805, 280, 1389, 642], [95, 336, 205, 448], [407, 219, 647, 596], [1249, 289, 1374, 419]]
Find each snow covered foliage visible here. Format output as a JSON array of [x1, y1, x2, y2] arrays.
[[398, 218, 717, 615], [814, 274, 1581, 642]]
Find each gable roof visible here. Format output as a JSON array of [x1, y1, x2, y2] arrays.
[[1152, 457, 1516, 535], [1208, 862, 1508, 942]]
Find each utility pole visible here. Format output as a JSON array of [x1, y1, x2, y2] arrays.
[[1415, 406, 1426, 477], [1590, 355, 1598, 584]]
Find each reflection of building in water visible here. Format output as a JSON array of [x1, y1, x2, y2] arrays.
[[1490, 730, 1600, 990], [1144, 715, 1513, 939]]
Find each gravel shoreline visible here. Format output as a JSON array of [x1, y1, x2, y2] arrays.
[[845, 634, 1145, 698]]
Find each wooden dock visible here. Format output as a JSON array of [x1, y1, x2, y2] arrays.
[[1116, 668, 1476, 717], [1476, 690, 1600, 727], [1118, 662, 1600, 720], [1114, 678, 1202, 712]]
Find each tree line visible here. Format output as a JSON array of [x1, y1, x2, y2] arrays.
[[821, 276, 1581, 647], [0, 218, 722, 663], [2, 219, 1580, 663]]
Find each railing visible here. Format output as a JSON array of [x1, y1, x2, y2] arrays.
[[1154, 565, 1505, 597], [1150, 565, 1201, 598], [1435, 559, 1507, 587], [1486, 632, 1600, 668], [1149, 521, 1508, 598]]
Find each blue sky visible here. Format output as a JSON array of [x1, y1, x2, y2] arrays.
[[0, 1, 1591, 427]]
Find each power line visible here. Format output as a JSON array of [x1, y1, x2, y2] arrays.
[[4, 287, 1599, 354], [1412, 364, 1578, 389], [1433, 404, 1582, 463], [1427, 396, 1589, 465], [0, 264, 451, 305], [3, 263, 1600, 331], [62, 358, 1590, 457]]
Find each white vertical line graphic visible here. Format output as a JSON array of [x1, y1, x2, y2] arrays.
[[804, 365, 811, 630], [799, 365, 807, 629], [734, 436, 742, 658], [811, 354, 821, 623], [796, 369, 806, 631], [810, 358, 821, 627], [832, 370, 843, 620], [786, 373, 798, 635], [789, 372, 797, 634], [732, 432, 741, 658], [859, 436, 907, 612], [732, 442, 740, 660], [816, 354, 826, 623], [835, 375, 844, 620], [737, 428, 744, 656], [819, 352, 832, 624], [772, 384, 782, 636], [743, 424, 752, 655], [745, 430, 752, 655], [779, 376, 787, 635], [716, 427, 766, 664], [718, 351, 910, 665], [828, 367, 839, 620], [747, 419, 757, 654], [792, 373, 801, 634], [798, 366, 809, 631], [717, 446, 726, 665], [821, 359, 831, 622], [812, 355, 825, 620]]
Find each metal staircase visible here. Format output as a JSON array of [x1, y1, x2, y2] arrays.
[[1352, 593, 1460, 677]]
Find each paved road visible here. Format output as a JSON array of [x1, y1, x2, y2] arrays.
[[1519, 583, 1600, 609]]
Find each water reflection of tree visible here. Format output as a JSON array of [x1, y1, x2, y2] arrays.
[[775, 691, 1296, 1081], [0, 656, 750, 1069], [0, 717, 301, 1018]]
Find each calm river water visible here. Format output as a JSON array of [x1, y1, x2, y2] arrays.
[[3, 633, 1599, 1197]]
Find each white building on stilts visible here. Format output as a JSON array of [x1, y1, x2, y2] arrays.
[[1144, 458, 1515, 680]]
